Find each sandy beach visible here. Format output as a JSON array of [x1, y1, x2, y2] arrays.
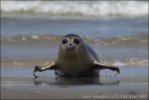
[[1, 65, 148, 99]]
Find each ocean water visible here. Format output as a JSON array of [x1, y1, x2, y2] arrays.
[[1, 1, 148, 67]]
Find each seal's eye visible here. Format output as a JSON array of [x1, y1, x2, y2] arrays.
[[73, 38, 80, 45], [62, 39, 68, 45]]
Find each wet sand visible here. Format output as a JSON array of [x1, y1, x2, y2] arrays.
[[1, 66, 148, 99]]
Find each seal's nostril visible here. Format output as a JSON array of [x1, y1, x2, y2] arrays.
[[69, 43, 72, 46]]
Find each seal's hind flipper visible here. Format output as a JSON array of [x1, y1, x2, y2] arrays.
[[93, 61, 120, 73], [33, 62, 58, 78]]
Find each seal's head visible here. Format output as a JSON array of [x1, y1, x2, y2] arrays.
[[58, 34, 87, 61], [60, 34, 84, 53]]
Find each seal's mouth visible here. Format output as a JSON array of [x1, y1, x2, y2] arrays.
[[62, 46, 78, 60], [65, 46, 76, 52]]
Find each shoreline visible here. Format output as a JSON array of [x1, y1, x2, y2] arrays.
[[1, 59, 148, 68]]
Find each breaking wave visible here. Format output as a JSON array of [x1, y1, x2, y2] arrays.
[[1, 1, 148, 19], [1, 33, 148, 46]]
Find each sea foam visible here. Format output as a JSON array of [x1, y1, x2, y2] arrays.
[[1, 1, 148, 18]]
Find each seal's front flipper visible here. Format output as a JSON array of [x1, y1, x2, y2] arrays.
[[33, 62, 57, 78], [93, 61, 120, 73]]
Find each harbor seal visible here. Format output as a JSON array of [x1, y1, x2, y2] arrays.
[[33, 34, 120, 78]]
